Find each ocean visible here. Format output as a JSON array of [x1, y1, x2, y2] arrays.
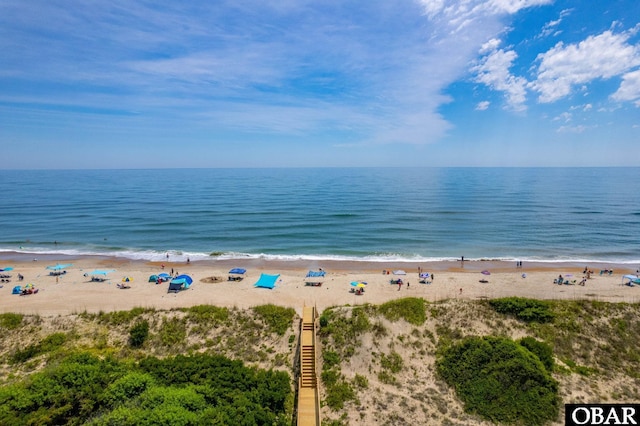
[[1, 168, 639, 264]]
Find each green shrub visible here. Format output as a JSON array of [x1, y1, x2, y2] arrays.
[[324, 380, 356, 411], [185, 305, 229, 325], [0, 352, 292, 426], [10, 332, 67, 364], [253, 304, 296, 336], [323, 350, 341, 370], [380, 351, 403, 373], [437, 336, 559, 425], [519, 336, 554, 371], [0, 313, 23, 329], [158, 318, 186, 347], [97, 307, 152, 325], [489, 297, 555, 323], [101, 372, 155, 407], [129, 320, 150, 348], [378, 297, 427, 325]]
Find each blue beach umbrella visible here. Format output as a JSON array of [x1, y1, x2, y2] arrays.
[[0, 267, 13, 272]]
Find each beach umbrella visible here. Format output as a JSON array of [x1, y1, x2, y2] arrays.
[[481, 270, 491, 275], [158, 273, 171, 278], [350, 281, 367, 287], [0, 267, 13, 272], [46, 263, 72, 271]]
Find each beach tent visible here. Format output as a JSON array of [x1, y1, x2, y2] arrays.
[[254, 273, 280, 289], [170, 274, 193, 289], [149, 274, 159, 282], [167, 281, 184, 293], [622, 275, 640, 286], [12, 285, 21, 295], [168, 275, 192, 293], [393, 270, 406, 275]]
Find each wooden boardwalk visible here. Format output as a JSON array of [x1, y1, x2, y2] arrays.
[[297, 306, 321, 426]]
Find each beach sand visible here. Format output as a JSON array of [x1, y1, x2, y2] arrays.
[[1, 254, 638, 316]]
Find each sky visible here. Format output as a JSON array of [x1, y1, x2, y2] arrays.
[[1, 0, 639, 169]]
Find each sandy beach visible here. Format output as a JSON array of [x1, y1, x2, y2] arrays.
[[1, 254, 638, 316]]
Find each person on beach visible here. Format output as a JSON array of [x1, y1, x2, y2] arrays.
[[398, 281, 402, 291], [407, 281, 410, 289]]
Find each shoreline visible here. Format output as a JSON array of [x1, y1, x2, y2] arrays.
[[1, 254, 638, 317]]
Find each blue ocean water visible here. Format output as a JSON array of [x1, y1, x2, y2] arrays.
[[1, 168, 639, 263]]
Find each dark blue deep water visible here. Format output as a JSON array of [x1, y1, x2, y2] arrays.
[[1, 168, 639, 263]]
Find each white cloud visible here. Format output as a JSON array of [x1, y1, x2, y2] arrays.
[[553, 112, 572, 122], [557, 124, 588, 133], [485, 0, 552, 14], [531, 28, 640, 103], [473, 49, 528, 110], [479, 38, 502, 54], [537, 8, 572, 38], [611, 69, 640, 106], [476, 101, 490, 110]]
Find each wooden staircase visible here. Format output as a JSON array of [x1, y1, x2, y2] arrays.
[[297, 306, 321, 426]]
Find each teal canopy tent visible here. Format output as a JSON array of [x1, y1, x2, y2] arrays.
[[254, 273, 280, 289], [46, 263, 72, 271]]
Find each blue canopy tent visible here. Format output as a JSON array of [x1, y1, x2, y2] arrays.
[[254, 273, 279, 289], [228, 268, 246, 281], [305, 270, 326, 286], [168, 275, 193, 293]]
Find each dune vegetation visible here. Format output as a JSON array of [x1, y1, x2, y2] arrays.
[[0, 297, 639, 425]]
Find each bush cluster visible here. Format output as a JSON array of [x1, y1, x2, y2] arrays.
[[0, 352, 291, 425], [253, 304, 296, 336], [436, 336, 559, 425], [378, 297, 427, 325], [10, 332, 67, 364], [489, 297, 555, 323]]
